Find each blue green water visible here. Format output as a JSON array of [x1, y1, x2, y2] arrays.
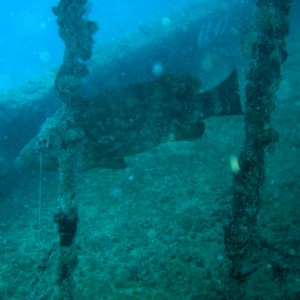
[[0, 1, 299, 299]]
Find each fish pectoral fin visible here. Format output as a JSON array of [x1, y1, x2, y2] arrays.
[[81, 156, 127, 170], [174, 120, 205, 141], [106, 157, 128, 169]]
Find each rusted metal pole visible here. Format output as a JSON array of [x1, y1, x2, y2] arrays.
[[50, 1, 97, 298], [223, 0, 292, 297]]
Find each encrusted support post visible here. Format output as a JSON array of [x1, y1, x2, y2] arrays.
[[223, 0, 292, 297], [51, 1, 98, 298]]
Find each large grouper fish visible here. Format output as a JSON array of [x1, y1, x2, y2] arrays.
[[17, 69, 242, 171]]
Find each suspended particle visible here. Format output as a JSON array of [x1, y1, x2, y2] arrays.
[[39, 51, 51, 63], [229, 155, 240, 173], [152, 62, 164, 77], [161, 17, 171, 27]]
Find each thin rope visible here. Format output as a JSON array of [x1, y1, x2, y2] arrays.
[[38, 150, 43, 253]]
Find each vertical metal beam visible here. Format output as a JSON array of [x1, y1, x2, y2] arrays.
[[50, 1, 98, 298], [223, 0, 292, 297]]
